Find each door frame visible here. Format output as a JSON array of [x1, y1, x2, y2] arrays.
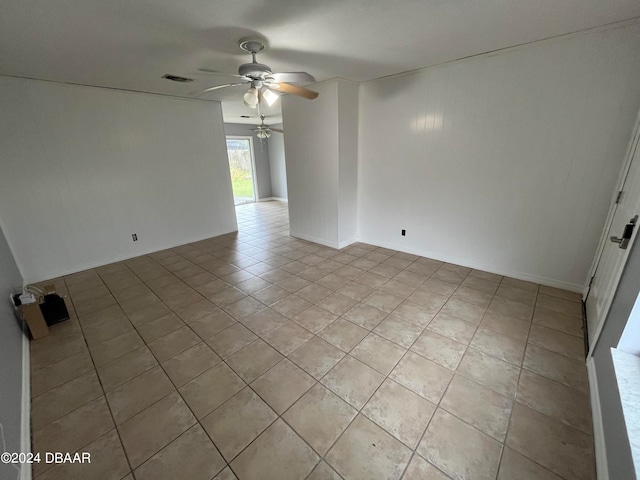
[[585, 110, 640, 359], [226, 135, 260, 204]]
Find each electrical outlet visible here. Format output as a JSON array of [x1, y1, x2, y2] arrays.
[[132, 234, 138, 241], [401, 229, 406, 236]]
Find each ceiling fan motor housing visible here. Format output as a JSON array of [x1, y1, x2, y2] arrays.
[[238, 62, 272, 79]]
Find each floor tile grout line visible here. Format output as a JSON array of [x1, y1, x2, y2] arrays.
[[524, 334, 589, 363], [72, 259, 241, 478], [293, 268, 466, 478], [44, 244, 470, 475], [150, 359, 230, 478], [64, 276, 358, 470], [495, 283, 539, 479], [28, 371, 103, 432], [32, 202, 591, 480], [293, 268, 446, 454], [186, 252, 456, 476], [100, 257, 242, 478], [155, 273, 573, 476], [407, 274, 579, 479], [76, 261, 225, 476], [405, 270, 488, 479], [47, 276, 138, 479], [191, 219, 337, 477], [495, 283, 587, 480]]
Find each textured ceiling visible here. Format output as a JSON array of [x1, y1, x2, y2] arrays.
[[1, 0, 639, 124]]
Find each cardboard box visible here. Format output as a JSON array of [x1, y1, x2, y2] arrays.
[[21, 303, 49, 339]]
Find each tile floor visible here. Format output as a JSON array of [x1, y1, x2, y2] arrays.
[[29, 200, 595, 480]]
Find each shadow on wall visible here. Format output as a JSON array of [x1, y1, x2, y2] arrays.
[[267, 123, 287, 200]]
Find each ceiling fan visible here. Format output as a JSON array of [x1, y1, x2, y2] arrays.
[[198, 38, 319, 108], [251, 114, 283, 138]]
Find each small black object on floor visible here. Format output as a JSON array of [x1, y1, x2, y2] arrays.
[[40, 294, 70, 326]]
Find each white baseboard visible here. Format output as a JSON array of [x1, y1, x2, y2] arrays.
[[356, 236, 584, 293], [258, 197, 288, 202], [338, 239, 357, 250], [287, 232, 355, 250], [21, 227, 238, 285], [587, 357, 609, 480], [20, 324, 31, 480], [290, 232, 339, 249]]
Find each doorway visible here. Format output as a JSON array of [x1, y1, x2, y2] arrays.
[[226, 136, 258, 205]]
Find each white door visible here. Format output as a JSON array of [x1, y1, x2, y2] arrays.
[[585, 120, 640, 354]]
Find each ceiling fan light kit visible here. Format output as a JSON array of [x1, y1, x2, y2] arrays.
[[243, 87, 259, 108], [198, 37, 319, 109], [262, 88, 280, 107]]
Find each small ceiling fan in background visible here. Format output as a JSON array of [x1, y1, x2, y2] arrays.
[[199, 38, 319, 109], [251, 114, 283, 138]]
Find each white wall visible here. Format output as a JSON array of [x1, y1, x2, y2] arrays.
[[283, 79, 358, 248], [337, 81, 359, 247], [0, 76, 237, 283], [268, 124, 288, 199], [283, 80, 340, 246], [357, 24, 640, 291]]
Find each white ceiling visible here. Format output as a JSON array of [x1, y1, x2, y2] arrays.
[[1, 0, 639, 125]]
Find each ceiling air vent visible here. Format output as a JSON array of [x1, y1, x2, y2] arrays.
[[162, 74, 193, 83]]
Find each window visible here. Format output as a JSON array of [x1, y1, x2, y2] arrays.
[[226, 136, 258, 205]]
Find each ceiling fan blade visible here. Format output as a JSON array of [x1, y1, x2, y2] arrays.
[[270, 127, 284, 133], [197, 82, 248, 96], [267, 72, 316, 84], [267, 82, 318, 100]]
